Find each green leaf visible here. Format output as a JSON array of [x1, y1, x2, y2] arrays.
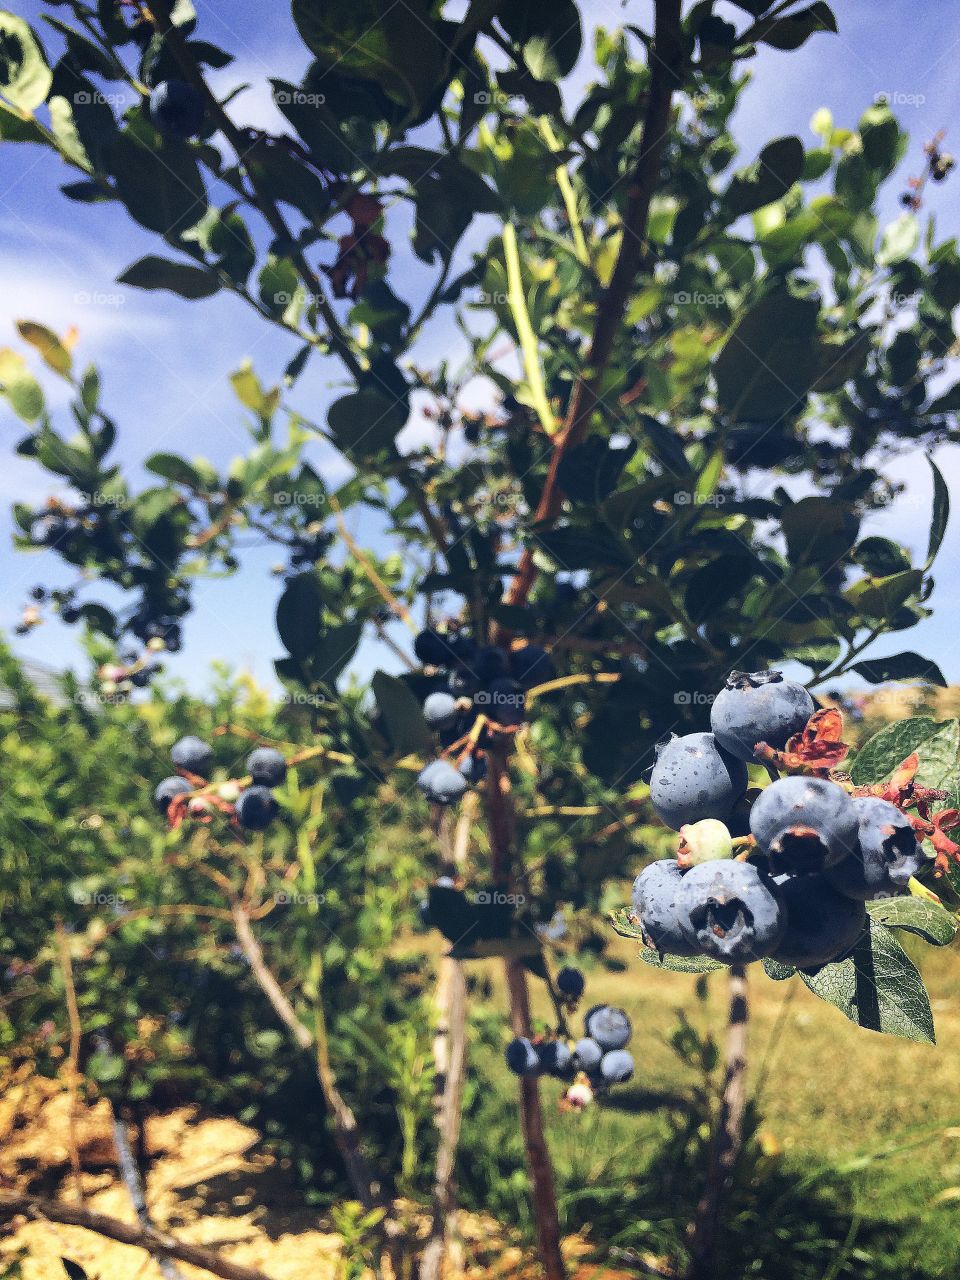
[[640, 950, 725, 974], [118, 255, 220, 299], [746, 3, 837, 50], [850, 717, 938, 785], [292, 0, 451, 115], [371, 670, 431, 755], [714, 289, 819, 421], [184, 204, 255, 285], [845, 569, 923, 620], [782, 496, 859, 566], [853, 536, 910, 577], [763, 957, 796, 981], [866, 898, 957, 947], [16, 320, 71, 377], [531, 525, 632, 572], [276, 573, 321, 661], [611, 909, 724, 971], [145, 452, 206, 489], [851, 652, 947, 687], [327, 388, 408, 456], [878, 213, 919, 266], [912, 719, 960, 792], [800, 922, 935, 1044], [108, 132, 207, 238], [311, 621, 363, 687], [0, 13, 52, 111], [724, 136, 805, 217], [0, 346, 44, 421], [925, 454, 949, 568]]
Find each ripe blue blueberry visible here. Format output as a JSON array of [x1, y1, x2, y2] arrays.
[[556, 966, 585, 999], [474, 645, 511, 683], [710, 670, 815, 763], [538, 1040, 574, 1078], [414, 628, 454, 667], [505, 1036, 540, 1075], [678, 859, 785, 963], [649, 733, 748, 831], [771, 873, 867, 970], [417, 759, 468, 805], [154, 775, 192, 814], [600, 1049, 634, 1084], [484, 677, 526, 725], [631, 860, 700, 957], [423, 691, 459, 731], [509, 644, 555, 688], [573, 1037, 603, 1072], [826, 797, 923, 901], [246, 747, 287, 788], [171, 735, 214, 777], [459, 753, 487, 785], [584, 1005, 631, 1051], [749, 776, 859, 874], [148, 80, 205, 140], [236, 785, 278, 831]]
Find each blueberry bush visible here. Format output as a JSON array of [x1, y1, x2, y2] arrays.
[[2, 0, 960, 1277]]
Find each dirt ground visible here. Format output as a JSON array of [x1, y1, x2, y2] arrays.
[[0, 1068, 641, 1280]]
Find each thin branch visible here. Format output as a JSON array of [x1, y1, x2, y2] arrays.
[[327, 491, 416, 631], [91, 1039, 185, 1280], [229, 906, 381, 1212], [54, 923, 83, 1205], [685, 965, 749, 1280], [0, 1191, 275, 1280], [484, 750, 566, 1280], [505, 0, 685, 611]]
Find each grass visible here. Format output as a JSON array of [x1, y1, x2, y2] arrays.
[[457, 933, 960, 1279]]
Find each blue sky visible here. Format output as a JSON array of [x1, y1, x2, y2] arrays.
[[2, 0, 960, 691]]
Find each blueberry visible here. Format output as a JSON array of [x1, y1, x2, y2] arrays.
[[584, 1005, 631, 1051], [677, 859, 785, 964], [505, 1036, 540, 1076], [484, 677, 526, 725], [573, 1037, 603, 1071], [148, 79, 205, 140], [826, 797, 923, 901], [710, 670, 815, 763], [474, 646, 511, 683], [153, 775, 192, 814], [649, 733, 748, 831], [771, 873, 867, 970], [459, 753, 487, 785], [448, 667, 479, 696], [246, 747, 287, 788], [537, 1040, 574, 1078], [509, 644, 555, 688], [236, 785, 278, 831], [414, 628, 455, 667], [749, 776, 858, 874], [171, 735, 214, 777], [417, 759, 468, 805], [423, 691, 459, 731], [600, 1049, 634, 1084], [556, 966, 585, 999], [631, 860, 700, 957]]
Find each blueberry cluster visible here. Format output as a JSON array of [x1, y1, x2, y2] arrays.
[[504, 985, 635, 1108], [633, 671, 925, 972], [153, 737, 289, 832], [413, 628, 554, 806]]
